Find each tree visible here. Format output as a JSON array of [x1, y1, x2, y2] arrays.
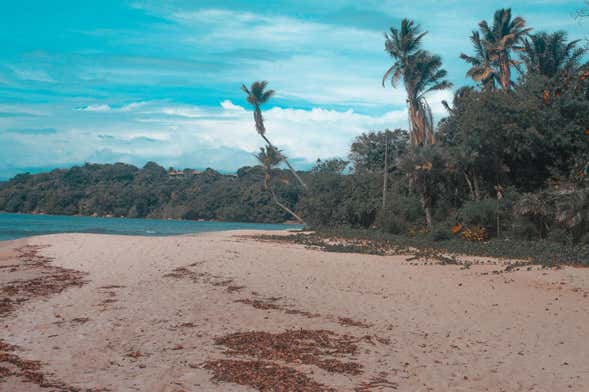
[[255, 146, 304, 223], [477, 8, 532, 90], [349, 129, 410, 211], [399, 145, 448, 231], [520, 31, 586, 79], [383, 19, 452, 146], [349, 129, 409, 173], [460, 31, 500, 90], [241, 81, 307, 190]]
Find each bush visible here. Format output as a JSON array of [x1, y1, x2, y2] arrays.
[[547, 228, 571, 245], [511, 219, 540, 241], [379, 215, 408, 235], [376, 193, 423, 234], [429, 225, 452, 241], [457, 198, 497, 228]]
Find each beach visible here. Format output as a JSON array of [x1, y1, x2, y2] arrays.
[[1, 231, 589, 391]]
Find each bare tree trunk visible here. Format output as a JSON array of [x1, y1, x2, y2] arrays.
[[473, 173, 481, 201], [420, 193, 433, 231], [269, 187, 304, 224], [382, 132, 389, 210], [464, 171, 475, 200], [259, 133, 308, 190]]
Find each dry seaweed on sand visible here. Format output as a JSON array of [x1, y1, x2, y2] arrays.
[[204, 359, 335, 392], [213, 329, 363, 375]]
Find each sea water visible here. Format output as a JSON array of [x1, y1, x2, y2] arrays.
[[0, 212, 301, 241]]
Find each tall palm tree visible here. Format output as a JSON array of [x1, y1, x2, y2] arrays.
[[241, 81, 307, 190], [520, 31, 586, 78], [255, 146, 304, 224], [460, 31, 500, 90], [382, 19, 427, 87], [478, 8, 532, 90], [404, 52, 453, 146], [383, 19, 452, 146]]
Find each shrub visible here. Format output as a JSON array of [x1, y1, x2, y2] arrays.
[[430, 225, 452, 241], [547, 228, 572, 245], [511, 219, 540, 241], [379, 215, 408, 235], [376, 193, 423, 234], [457, 198, 497, 229]]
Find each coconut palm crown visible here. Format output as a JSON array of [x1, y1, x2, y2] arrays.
[[241, 80, 275, 137], [477, 8, 532, 90], [521, 31, 587, 79], [255, 146, 304, 223], [460, 31, 500, 90]]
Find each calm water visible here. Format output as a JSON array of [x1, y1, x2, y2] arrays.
[[0, 212, 302, 241]]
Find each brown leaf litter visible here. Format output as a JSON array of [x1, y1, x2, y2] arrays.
[[0, 244, 94, 390], [204, 359, 335, 392], [213, 329, 363, 375]]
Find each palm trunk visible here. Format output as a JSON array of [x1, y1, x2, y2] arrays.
[[421, 193, 433, 231], [382, 132, 389, 210], [500, 55, 511, 91], [408, 101, 422, 146], [259, 133, 308, 190], [269, 187, 304, 224]]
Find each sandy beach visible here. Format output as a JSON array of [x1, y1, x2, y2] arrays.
[[1, 231, 589, 391]]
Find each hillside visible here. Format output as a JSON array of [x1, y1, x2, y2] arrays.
[[0, 162, 303, 223]]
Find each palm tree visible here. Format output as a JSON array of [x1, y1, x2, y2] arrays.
[[460, 31, 500, 90], [404, 52, 453, 146], [241, 81, 308, 190], [477, 8, 532, 90], [255, 146, 304, 224], [382, 19, 427, 87], [520, 31, 586, 78], [383, 19, 452, 146]]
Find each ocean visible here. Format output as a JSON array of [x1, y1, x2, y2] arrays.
[[0, 212, 301, 241]]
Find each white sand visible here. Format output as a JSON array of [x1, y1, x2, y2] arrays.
[[2, 231, 589, 391]]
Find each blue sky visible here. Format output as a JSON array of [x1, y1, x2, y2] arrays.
[[0, 1, 587, 179]]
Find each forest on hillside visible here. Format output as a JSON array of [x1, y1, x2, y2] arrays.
[[0, 162, 301, 223]]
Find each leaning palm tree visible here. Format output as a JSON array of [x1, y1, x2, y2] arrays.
[[520, 31, 586, 79], [478, 8, 532, 90], [241, 81, 307, 190], [255, 146, 304, 224], [383, 20, 452, 146], [460, 31, 500, 90]]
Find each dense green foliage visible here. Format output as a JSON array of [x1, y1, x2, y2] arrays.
[[300, 9, 589, 254], [0, 162, 301, 223]]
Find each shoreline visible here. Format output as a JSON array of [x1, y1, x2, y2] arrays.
[[0, 210, 304, 225], [1, 231, 588, 391]]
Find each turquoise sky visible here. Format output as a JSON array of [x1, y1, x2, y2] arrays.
[[1, 1, 587, 179]]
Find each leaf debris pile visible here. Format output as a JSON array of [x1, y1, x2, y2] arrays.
[[213, 329, 363, 375], [204, 359, 335, 392]]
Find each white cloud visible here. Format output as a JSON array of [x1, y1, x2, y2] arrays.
[[10, 67, 56, 83], [78, 104, 112, 112], [76, 102, 149, 112], [109, 100, 417, 162]]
